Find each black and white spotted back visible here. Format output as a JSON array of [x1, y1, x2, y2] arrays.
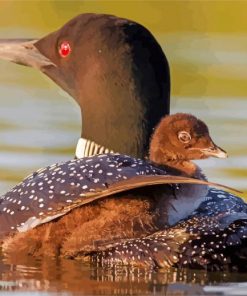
[[0, 153, 168, 235], [90, 188, 247, 271], [2, 153, 215, 237]]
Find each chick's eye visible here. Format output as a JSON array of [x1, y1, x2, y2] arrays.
[[59, 41, 72, 58], [178, 131, 191, 143]]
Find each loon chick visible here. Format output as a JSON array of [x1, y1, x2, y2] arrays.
[[0, 113, 229, 259]]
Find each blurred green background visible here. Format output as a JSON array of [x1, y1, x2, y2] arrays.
[[0, 1, 246, 198]]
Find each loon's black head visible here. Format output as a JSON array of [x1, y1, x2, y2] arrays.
[[0, 13, 170, 158]]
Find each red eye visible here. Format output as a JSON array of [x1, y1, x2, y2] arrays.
[[59, 41, 71, 58]]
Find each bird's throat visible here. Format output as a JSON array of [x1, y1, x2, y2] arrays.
[[75, 138, 114, 158]]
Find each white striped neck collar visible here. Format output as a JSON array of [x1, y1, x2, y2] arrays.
[[75, 138, 115, 158]]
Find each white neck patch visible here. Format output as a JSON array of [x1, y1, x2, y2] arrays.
[[75, 138, 115, 159]]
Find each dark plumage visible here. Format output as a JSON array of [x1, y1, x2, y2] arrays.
[[91, 190, 247, 271], [0, 153, 191, 236], [0, 113, 230, 259]]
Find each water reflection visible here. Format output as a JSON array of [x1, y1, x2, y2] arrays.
[[2, 256, 247, 295], [0, 256, 223, 295]]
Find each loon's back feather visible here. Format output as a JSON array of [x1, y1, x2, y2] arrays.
[[90, 188, 247, 271]]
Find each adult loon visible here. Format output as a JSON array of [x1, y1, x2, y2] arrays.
[[0, 14, 246, 270], [1, 113, 232, 261]]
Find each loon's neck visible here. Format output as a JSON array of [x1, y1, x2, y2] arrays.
[[75, 138, 115, 158]]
